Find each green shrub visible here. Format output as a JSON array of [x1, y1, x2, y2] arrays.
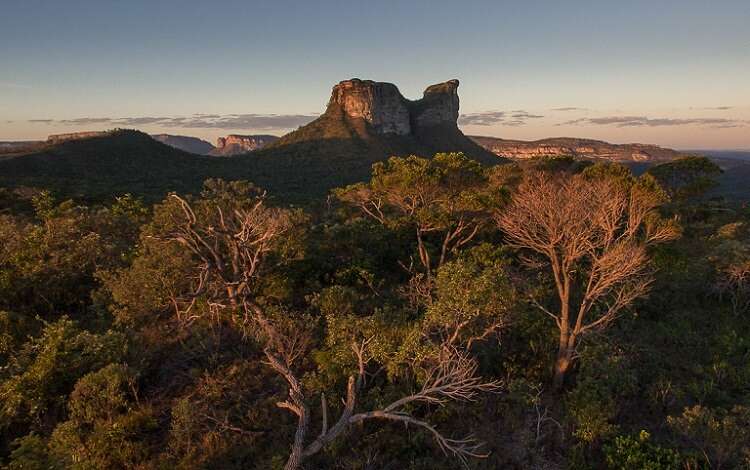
[[604, 430, 682, 470]]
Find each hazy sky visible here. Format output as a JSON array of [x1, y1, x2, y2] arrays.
[[1, 0, 748, 149]]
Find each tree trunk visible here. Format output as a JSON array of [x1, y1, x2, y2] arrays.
[[552, 336, 574, 390]]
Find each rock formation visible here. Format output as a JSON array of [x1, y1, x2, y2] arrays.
[[210, 134, 279, 156], [470, 136, 687, 162], [329, 80, 411, 135], [326, 78, 461, 136], [264, 78, 500, 173], [412, 79, 460, 129]]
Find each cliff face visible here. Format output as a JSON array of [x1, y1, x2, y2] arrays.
[[210, 134, 279, 156], [470, 136, 687, 162], [412, 79, 460, 130], [326, 78, 461, 136], [329, 80, 411, 135]]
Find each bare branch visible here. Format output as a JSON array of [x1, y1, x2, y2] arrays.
[[496, 172, 677, 387]]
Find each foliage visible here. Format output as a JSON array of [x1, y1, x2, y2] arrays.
[[668, 405, 750, 469], [6, 433, 62, 470], [48, 364, 158, 469], [603, 430, 682, 470], [336, 153, 505, 278], [0, 317, 127, 432], [647, 156, 722, 201], [0, 159, 748, 469]]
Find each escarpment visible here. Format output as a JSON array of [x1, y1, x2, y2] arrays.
[[325, 78, 461, 136], [328, 79, 412, 135], [470, 136, 688, 162], [210, 134, 279, 156]]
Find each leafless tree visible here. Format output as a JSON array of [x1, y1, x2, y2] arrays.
[[496, 172, 678, 388], [165, 193, 502, 469], [715, 261, 750, 315]]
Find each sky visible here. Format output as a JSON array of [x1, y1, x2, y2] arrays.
[[1, 0, 748, 149]]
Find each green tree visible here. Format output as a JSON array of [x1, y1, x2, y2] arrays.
[[48, 364, 157, 469], [0, 317, 126, 432], [604, 430, 682, 470], [647, 156, 722, 201], [164, 185, 505, 470], [668, 405, 750, 469], [336, 153, 504, 280]]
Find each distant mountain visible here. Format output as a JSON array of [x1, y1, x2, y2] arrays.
[[252, 78, 500, 189], [265, 79, 499, 166], [152, 134, 215, 155], [692, 150, 750, 162], [209, 134, 279, 156], [470, 136, 688, 162], [0, 141, 44, 155], [0, 130, 223, 201], [0, 127, 747, 204]]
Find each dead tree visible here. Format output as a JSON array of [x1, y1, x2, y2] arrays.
[[165, 193, 501, 470], [496, 173, 678, 388], [715, 261, 750, 315]]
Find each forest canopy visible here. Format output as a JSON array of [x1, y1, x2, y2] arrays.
[[1, 154, 748, 469]]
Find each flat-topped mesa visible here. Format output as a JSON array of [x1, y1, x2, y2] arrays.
[[47, 131, 109, 144], [329, 79, 411, 135], [211, 134, 279, 156], [326, 78, 461, 136], [412, 79, 460, 129]]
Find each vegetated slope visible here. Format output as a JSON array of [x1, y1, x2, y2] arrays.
[[0, 125, 496, 204], [2, 126, 748, 205], [151, 134, 216, 155], [0, 130, 223, 201], [470, 135, 687, 162]]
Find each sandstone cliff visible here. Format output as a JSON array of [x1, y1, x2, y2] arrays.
[[325, 78, 461, 136], [210, 134, 279, 156], [470, 136, 687, 162], [328, 80, 411, 135]]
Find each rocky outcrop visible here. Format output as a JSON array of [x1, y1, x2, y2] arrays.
[[412, 79, 460, 129], [329, 79, 411, 135], [326, 78, 461, 136], [264, 77, 500, 174], [47, 131, 109, 144], [210, 134, 279, 156], [470, 136, 687, 162]]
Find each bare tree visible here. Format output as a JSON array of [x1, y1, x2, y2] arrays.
[[165, 193, 501, 469], [715, 261, 750, 315], [496, 172, 678, 388]]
